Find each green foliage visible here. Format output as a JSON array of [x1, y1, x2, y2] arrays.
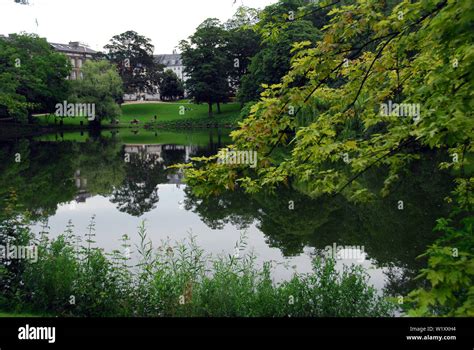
[[159, 70, 184, 101], [179, 9, 262, 114], [177, 0, 473, 317], [0, 190, 32, 310], [69, 60, 123, 125], [180, 18, 232, 115], [2, 218, 395, 317], [239, 19, 321, 103], [104, 30, 162, 95], [224, 7, 261, 95], [405, 213, 474, 316], [22, 234, 79, 314], [181, 0, 473, 205], [0, 33, 70, 122]]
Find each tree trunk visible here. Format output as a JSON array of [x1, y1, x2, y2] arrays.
[[89, 118, 101, 129], [217, 102, 221, 114], [208, 102, 213, 117]]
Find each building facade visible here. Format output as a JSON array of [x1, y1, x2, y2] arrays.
[[154, 50, 188, 82], [123, 51, 187, 101], [49, 41, 97, 80]]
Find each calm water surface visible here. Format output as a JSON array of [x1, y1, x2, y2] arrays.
[[0, 128, 453, 294]]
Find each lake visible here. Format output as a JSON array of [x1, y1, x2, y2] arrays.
[[0, 128, 454, 295]]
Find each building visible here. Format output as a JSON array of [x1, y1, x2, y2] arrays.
[[73, 169, 92, 203], [49, 41, 97, 80], [154, 50, 187, 82], [123, 50, 187, 101]]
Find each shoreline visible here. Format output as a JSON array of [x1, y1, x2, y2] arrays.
[[0, 122, 237, 141]]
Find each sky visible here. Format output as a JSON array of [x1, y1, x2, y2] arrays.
[[0, 0, 278, 54]]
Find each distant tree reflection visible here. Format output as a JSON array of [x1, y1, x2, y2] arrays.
[[111, 149, 168, 217]]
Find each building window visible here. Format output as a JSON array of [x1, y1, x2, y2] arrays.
[[80, 72, 84, 79], [71, 71, 76, 80], [77, 59, 82, 68], [71, 58, 75, 67]]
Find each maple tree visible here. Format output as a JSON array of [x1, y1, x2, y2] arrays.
[[183, 0, 471, 200], [178, 0, 473, 315]]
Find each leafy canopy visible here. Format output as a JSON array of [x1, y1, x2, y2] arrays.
[[182, 0, 472, 207], [0, 33, 70, 122], [69, 60, 123, 124], [104, 30, 162, 95]]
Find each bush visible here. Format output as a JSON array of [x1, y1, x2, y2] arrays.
[[4, 217, 395, 317], [405, 212, 474, 316]]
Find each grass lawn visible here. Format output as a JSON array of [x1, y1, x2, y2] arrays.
[[35, 102, 242, 128], [0, 311, 42, 317], [36, 128, 233, 146]]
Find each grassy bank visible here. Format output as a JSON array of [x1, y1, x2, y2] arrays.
[[0, 311, 42, 317], [35, 128, 233, 146], [0, 123, 52, 140], [1, 217, 396, 317], [34, 102, 242, 129]]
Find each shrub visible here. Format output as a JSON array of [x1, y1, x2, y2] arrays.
[[3, 217, 395, 317]]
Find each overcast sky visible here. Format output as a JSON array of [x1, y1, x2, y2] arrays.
[[0, 0, 278, 53]]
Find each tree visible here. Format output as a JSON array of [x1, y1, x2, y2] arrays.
[[110, 151, 168, 217], [69, 60, 123, 127], [236, 0, 332, 103], [182, 0, 472, 201], [0, 33, 70, 123], [224, 7, 261, 99], [104, 31, 163, 96], [180, 0, 473, 315], [238, 19, 320, 103], [225, 5, 260, 29], [179, 19, 231, 116], [159, 70, 184, 101]]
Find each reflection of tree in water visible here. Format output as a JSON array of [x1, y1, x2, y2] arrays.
[[383, 266, 420, 298], [110, 150, 168, 217], [183, 186, 257, 230], [0, 135, 130, 220], [73, 136, 125, 197], [0, 139, 77, 219], [161, 147, 186, 165], [186, 128, 227, 159], [184, 157, 454, 293], [0, 133, 222, 219]]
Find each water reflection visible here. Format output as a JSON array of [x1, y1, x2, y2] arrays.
[[0, 130, 454, 293]]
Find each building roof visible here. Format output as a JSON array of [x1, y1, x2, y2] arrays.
[[50, 42, 97, 55], [0, 35, 96, 55], [154, 53, 183, 67]]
